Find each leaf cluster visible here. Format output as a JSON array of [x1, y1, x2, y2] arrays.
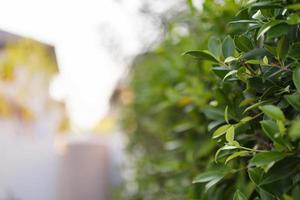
[[118, 0, 300, 199], [187, 0, 300, 198]]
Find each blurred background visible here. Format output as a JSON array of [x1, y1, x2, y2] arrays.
[[0, 0, 206, 200]]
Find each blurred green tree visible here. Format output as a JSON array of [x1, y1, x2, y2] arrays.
[[118, 0, 242, 199]]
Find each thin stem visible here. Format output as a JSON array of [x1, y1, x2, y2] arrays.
[[239, 146, 268, 153], [245, 63, 256, 75], [270, 63, 292, 72]]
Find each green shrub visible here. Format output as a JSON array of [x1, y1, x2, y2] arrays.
[[119, 0, 300, 199], [185, 0, 300, 199]]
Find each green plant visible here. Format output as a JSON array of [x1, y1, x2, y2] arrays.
[[185, 0, 300, 198], [118, 1, 241, 199]]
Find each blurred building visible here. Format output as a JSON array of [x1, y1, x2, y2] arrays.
[[0, 30, 69, 200]]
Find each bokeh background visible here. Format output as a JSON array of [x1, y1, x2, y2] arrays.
[[0, 0, 204, 200]]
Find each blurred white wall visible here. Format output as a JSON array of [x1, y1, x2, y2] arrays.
[[0, 120, 58, 200]]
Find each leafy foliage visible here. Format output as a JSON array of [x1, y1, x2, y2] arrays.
[[185, 0, 300, 198], [119, 0, 300, 199]]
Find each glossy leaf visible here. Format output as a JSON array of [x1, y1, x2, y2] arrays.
[[234, 35, 253, 52], [276, 36, 289, 61], [259, 105, 285, 122], [225, 151, 248, 164], [212, 124, 231, 139], [193, 167, 230, 188], [241, 48, 269, 60], [249, 151, 286, 167], [257, 20, 286, 40], [223, 70, 237, 81], [260, 120, 284, 145], [215, 145, 238, 162], [208, 37, 222, 58], [267, 23, 289, 39], [225, 125, 235, 143], [284, 93, 300, 112], [229, 20, 258, 24], [192, 170, 225, 183], [222, 36, 235, 58], [244, 100, 268, 113], [184, 50, 219, 63], [224, 56, 237, 63]]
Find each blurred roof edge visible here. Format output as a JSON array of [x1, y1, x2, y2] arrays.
[[0, 29, 59, 72]]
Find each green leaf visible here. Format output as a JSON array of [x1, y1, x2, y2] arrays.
[[234, 35, 253, 52], [293, 67, 300, 93], [257, 20, 286, 40], [222, 36, 235, 58], [212, 67, 231, 79], [263, 56, 268, 65], [276, 120, 286, 135], [241, 48, 269, 60], [239, 98, 255, 107], [289, 119, 300, 139], [224, 56, 237, 63], [288, 42, 300, 60], [252, 10, 264, 20], [245, 59, 262, 64], [233, 190, 248, 200], [261, 120, 291, 150], [192, 170, 225, 183], [240, 116, 253, 124], [249, 151, 286, 167], [260, 120, 284, 146], [277, 36, 289, 61], [225, 126, 235, 143], [212, 124, 231, 139], [258, 188, 275, 200], [244, 100, 268, 113], [267, 23, 289, 39], [225, 151, 248, 164], [193, 167, 230, 190], [259, 105, 285, 122], [264, 44, 276, 56], [260, 157, 300, 185], [208, 37, 222, 58], [184, 50, 219, 63], [237, 67, 247, 82], [284, 93, 300, 112], [215, 145, 238, 162], [223, 70, 238, 81], [224, 106, 229, 124], [248, 167, 264, 185], [229, 20, 259, 24], [203, 108, 225, 120]]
